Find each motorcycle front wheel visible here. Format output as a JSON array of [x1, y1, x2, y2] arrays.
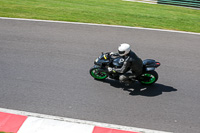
[[138, 71, 158, 85], [90, 67, 108, 80]]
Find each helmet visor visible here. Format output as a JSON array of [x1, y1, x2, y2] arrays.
[[118, 50, 125, 55]]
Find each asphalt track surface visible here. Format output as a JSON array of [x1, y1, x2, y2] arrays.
[[0, 18, 200, 133]]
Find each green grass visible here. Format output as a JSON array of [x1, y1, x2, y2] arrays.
[[0, 0, 200, 32]]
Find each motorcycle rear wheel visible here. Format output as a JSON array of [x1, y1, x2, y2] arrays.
[[90, 67, 108, 80], [138, 71, 158, 85]]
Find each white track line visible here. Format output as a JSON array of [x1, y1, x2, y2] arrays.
[[0, 108, 172, 133], [123, 0, 157, 4], [0, 17, 199, 35]]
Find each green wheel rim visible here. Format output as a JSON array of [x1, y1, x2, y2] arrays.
[[140, 73, 156, 84], [91, 69, 107, 79]]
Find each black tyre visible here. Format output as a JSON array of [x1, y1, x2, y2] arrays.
[[90, 67, 108, 80], [138, 71, 158, 85]]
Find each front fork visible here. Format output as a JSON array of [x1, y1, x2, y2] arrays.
[[93, 65, 108, 74]]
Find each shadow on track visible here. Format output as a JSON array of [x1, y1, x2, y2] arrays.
[[100, 79, 177, 97]]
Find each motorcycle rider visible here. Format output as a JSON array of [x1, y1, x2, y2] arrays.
[[108, 43, 143, 85]]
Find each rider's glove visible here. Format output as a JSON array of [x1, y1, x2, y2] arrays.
[[108, 67, 116, 73], [108, 67, 112, 72]]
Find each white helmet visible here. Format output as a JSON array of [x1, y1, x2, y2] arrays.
[[118, 43, 131, 56]]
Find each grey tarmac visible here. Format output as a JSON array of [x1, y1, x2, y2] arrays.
[[0, 18, 200, 133]]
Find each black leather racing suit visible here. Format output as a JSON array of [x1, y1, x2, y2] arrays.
[[112, 50, 143, 83]]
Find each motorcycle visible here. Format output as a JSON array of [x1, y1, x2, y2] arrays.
[[89, 52, 160, 85]]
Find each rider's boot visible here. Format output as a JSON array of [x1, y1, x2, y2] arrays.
[[119, 75, 132, 86]]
